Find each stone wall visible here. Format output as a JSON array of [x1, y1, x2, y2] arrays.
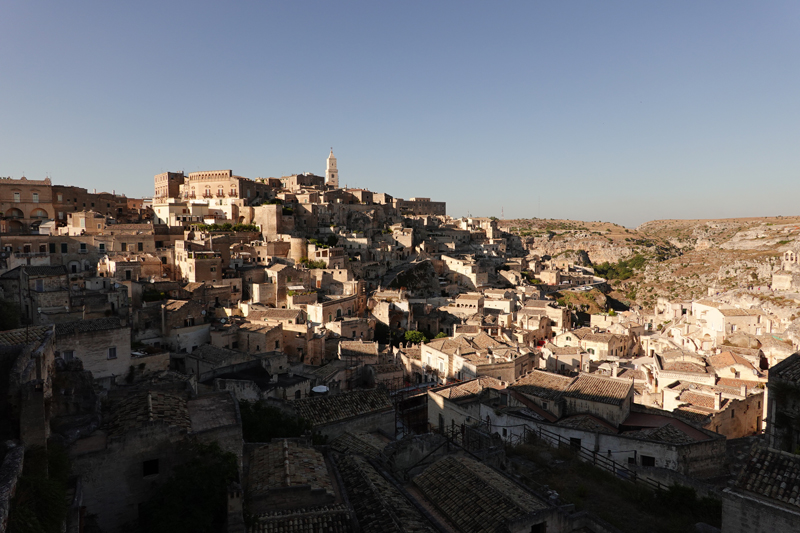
[[721, 488, 800, 533]]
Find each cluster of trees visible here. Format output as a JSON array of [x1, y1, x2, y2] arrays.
[[135, 442, 238, 533], [404, 330, 447, 344], [300, 258, 327, 269], [593, 254, 647, 280], [238, 401, 325, 445]]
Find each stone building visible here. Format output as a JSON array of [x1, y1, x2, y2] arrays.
[[70, 389, 242, 532], [0, 176, 54, 233], [55, 317, 132, 386], [721, 444, 800, 533], [766, 352, 800, 452]]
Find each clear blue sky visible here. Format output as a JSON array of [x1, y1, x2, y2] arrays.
[[2, 1, 798, 227]]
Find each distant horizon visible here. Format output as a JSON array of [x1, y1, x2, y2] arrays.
[[2, 2, 798, 227]]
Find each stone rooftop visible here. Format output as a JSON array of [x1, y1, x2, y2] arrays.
[[187, 391, 239, 432], [329, 432, 386, 459], [291, 388, 393, 427], [413, 455, 548, 533], [337, 454, 435, 533], [247, 440, 334, 498], [105, 390, 191, 437], [733, 443, 800, 508], [55, 317, 125, 336]]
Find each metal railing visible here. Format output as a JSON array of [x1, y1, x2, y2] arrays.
[[525, 424, 666, 492]]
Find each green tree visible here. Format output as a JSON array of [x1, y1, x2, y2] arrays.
[[434, 332, 448, 339], [136, 442, 238, 533], [7, 445, 71, 533], [238, 401, 312, 442], [404, 330, 428, 344]]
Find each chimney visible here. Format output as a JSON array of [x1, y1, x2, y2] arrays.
[[612, 363, 619, 378], [714, 392, 722, 411]]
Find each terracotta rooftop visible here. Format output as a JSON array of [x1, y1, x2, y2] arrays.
[[624, 423, 697, 445], [291, 388, 393, 427], [563, 373, 633, 406], [164, 299, 192, 312], [340, 340, 380, 357], [661, 360, 709, 374], [733, 443, 800, 508], [337, 454, 435, 533], [0, 325, 53, 347], [413, 455, 548, 533], [557, 414, 617, 434], [434, 376, 505, 400], [329, 432, 386, 459], [510, 371, 572, 400], [542, 342, 584, 355], [251, 504, 351, 533], [708, 351, 757, 370], [679, 390, 717, 410]]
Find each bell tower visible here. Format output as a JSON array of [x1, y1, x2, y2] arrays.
[[326, 148, 339, 188]]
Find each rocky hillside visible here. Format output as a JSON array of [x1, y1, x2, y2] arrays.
[[503, 216, 800, 310]]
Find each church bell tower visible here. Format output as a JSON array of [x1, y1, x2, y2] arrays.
[[326, 148, 339, 188]]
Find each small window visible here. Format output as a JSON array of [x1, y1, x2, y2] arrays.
[[542, 402, 548, 410], [13, 192, 20, 202], [731, 409, 735, 419], [138, 242, 143, 251], [569, 438, 581, 450], [80, 243, 87, 253], [275, 340, 280, 350], [121, 243, 127, 251], [62, 350, 74, 361], [142, 459, 159, 477], [32, 192, 39, 203], [641, 455, 656, 467], [49, 243, 56, 253], [108, 347, 117, 359], [35, 279, 44, 292], [98, 243, 105, 251], [125, 270, 132, 280], [61, 243, 68, 253], [80, 218, 86, 228]]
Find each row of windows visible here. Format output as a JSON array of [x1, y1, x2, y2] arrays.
[[17, 241, 144, 254]]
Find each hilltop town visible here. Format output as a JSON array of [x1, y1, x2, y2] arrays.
[[1, 152, 798, 533]]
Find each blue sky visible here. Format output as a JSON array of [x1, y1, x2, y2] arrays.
[[1, 1, 798, 227]]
